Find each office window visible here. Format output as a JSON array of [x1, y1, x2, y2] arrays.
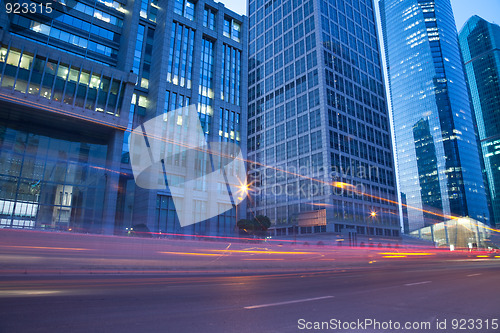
[[198, 38, 215, 134], [167, 23, 195, 89], [298, 135, 309, 155], [224, 18, 242, 42], [139, 0, 158, 22], [204, 7, 216, 30], [221, 44, 242, 105], [310, 130, 322, 150], [286, 119, 297, 137], [287, 139, 297, 158], [174, 0, 195, 20]]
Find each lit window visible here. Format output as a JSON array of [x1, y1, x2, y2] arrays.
[[224, 18, 242, 42], [174, 0, 195, 20]]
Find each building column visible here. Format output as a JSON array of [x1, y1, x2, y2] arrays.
[[102, 129, 124, 235]]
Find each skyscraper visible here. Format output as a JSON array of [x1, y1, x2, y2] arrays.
[[459, 16, 500, 227], [0, 0, 247, 236], [380, 0, 490, 232], [247, 0, 400, 240]]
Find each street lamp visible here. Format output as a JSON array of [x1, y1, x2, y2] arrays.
[[235, 179, 251, 230], [366, 210, 377, 240]]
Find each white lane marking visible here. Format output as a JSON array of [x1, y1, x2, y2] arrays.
[[244, 296, 334, 309], [467, 273, 481, 277], [404, 281, 432, 286]]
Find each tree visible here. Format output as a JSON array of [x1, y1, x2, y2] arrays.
[[237, 219, 253, 231], [237, 215, 271, 238], [253, 215, 271, 231]]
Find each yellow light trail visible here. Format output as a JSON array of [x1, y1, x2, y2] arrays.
[[378, 252, 435, 256]]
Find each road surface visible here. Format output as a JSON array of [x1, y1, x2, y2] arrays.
[[0, 259, 499, 333]]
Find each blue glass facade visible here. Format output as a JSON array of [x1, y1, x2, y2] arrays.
[[0, 116, 108, 231], [0, 45, 128, 113], [380, 0, 490, 231], [8, 0, 125, 66], [459, 16, 500, 227]]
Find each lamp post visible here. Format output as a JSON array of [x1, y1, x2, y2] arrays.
[[235, 180, 251, 234], [367, 210, 377, 243], [236, 197, 242, 229]]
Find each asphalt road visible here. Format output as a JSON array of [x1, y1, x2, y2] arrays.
[[0, 259, 499, 333]]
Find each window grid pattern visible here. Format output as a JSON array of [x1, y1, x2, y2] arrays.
[[11, 16, 118, 61], [221, 44, 242, 105], [140, 0, 158, 23], [0, 45, 126, 116], [198, 38, 214, 134], [204, 7, 216, 30], [247, 0, 399, 229], [219, 108, 241, 142], [174, 0, 195, 21], [0, 125, 108, 230], [167, 23, 194, 89]]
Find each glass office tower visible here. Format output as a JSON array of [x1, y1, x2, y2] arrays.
[[380, 0, 490, 232], [459, 16, 500, 227], [247, 0, 400, 240], [0, 0, 247, 236]]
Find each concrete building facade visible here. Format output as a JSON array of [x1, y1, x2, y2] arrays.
[[0, 0, 247, 236], [247, 0, 400, 239]]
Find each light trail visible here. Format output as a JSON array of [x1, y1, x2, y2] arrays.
[[5, 93, 500, 227], [158, 251, 223, 256], [378, 252, 435, 256], [210, 249, 317, 255], [0, 245, 90, 251]]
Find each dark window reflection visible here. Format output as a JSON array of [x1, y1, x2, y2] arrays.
[[0, 122, 107, 232]]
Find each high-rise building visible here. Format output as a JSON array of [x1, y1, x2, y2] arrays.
[[247, 0, 400, 240], [380, 0, 490, 232], [459, 16, 500, 228], [0, 0, 247, 236]]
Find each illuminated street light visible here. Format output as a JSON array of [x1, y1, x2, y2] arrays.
[[235, 178, 252, 230], [366, 211, 377, 238], [235, 179, 252, 197]]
